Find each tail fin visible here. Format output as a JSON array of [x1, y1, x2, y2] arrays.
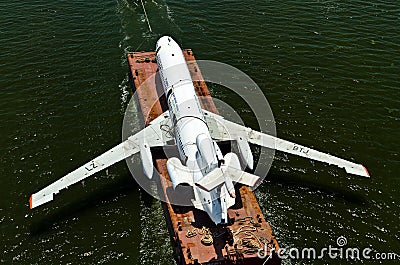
[[195, 167, 225, 192], [225, 166, 260, 187], [195, 166, 260, 193]]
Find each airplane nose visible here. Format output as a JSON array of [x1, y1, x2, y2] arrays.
[[156, 36, 172, 48], [156, 36, 178, 52]]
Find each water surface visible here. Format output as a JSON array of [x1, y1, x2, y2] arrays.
[[1, 0, 399, 264]]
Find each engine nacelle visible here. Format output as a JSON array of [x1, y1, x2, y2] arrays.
[[223, 152, 241, 169], [196, 133, 218, 172], [223, 152, 240, 198], [236, 136, 254, 170], [140, 141, 153, 179], [166, 157, 193, 189]]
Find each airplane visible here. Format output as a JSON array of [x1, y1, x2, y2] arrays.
[[29, 36, 370, 224]]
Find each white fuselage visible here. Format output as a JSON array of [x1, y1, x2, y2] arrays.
[[156, 36, 231, 224]]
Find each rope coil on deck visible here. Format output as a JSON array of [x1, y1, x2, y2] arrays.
[[199, 227, 213, 245], [230, 218, 267, 256], [185, 226, 214, 246], [185, 228, 197, 238]]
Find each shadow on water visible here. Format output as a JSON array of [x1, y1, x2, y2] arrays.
[[265, 167, 369, 205], [28, 174, 138, 236], [141, 183, 157, 208]]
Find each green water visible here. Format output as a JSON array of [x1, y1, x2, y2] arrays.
[[1, 1, 399, 264]]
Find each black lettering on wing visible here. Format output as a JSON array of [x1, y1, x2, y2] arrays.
[[85, 160, 98, 171], [293, 145, 310, 155]]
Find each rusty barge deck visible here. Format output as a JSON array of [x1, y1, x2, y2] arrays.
[[127, 49, 280, 265]]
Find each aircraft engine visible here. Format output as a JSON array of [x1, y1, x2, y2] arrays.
[[196, 133, 217, 172], [236, 136, 254, 170], [140, 141, 153, 179]]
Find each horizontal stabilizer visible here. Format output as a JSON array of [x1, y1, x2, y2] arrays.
[[195, 166, 260, 192], [224, 166, 260, 187], [195, 168, 225, 192]]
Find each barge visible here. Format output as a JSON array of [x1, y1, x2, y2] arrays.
[[127, 49, 281, 265]]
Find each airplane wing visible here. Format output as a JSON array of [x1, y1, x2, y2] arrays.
[[30, 112, 173, 209], [203, 110, 370, 178]]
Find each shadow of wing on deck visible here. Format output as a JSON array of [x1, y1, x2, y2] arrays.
[[167, 185, 195, 210]]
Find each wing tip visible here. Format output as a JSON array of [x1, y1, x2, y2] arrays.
[[253, 177, 260, 187], [362, 165, 370, 178], [29, 195, 33, 209]]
